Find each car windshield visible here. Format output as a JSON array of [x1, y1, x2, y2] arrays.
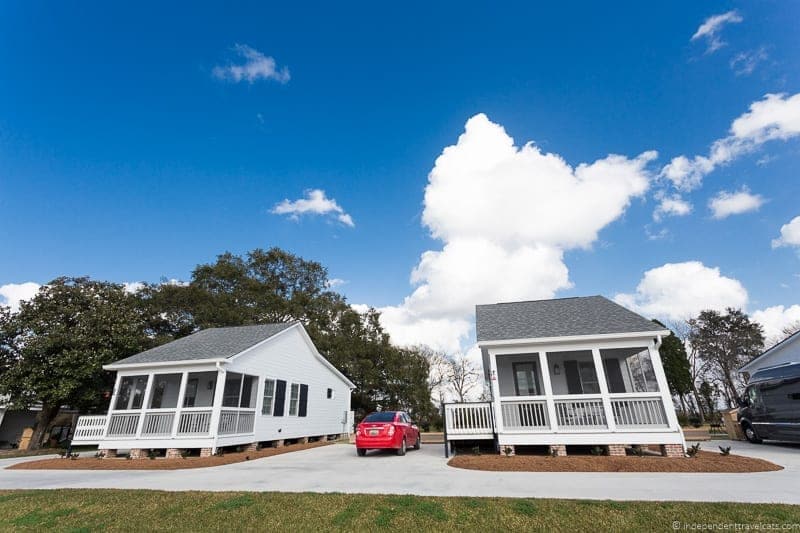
[[363, 412, 396, 423]]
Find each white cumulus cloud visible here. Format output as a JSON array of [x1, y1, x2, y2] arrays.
[[661, 93, 800, 191], [772, 216, 800, 249], [709, 187, 765, 219], [378, 113, 657, 352], [271, 189, 355, 227], [653, 193, 692, 222], [212, 44, 290, 84], [614, 261, 748, 322], [752, 305, 800, 345], [0, 282, 41, 313], [691, 10, 743, 53]]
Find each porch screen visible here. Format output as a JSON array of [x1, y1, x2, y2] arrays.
[[115, 375, 148, 410], [600, 348, 659, 393]]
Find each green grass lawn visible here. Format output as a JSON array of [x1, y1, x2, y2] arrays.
[[0, 490, 798, 532]]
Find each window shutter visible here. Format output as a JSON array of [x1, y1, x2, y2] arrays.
[[564, 360, 582, 394], [298, 384, 308, 417], [273, 380, 287, 416]]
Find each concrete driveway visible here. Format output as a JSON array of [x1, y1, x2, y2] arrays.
[[0, 440, 798, 504]]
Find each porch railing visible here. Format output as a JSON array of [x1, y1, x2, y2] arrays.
[[500, 400, 549, 430], [611, 396, 668, 428], [554, 398, 607, 429], [444, 402, 493, 436], [106, 413, 141, 437], [177, 410, 213, 436], [218, 409, 256, 435], [72, 415, 108, 443], [141, 412, 175, 437]]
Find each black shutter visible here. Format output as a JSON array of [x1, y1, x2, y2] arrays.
[[273, 380, 287, 416], [298, 384, 308, 417], [603, 358, 626, 393], [564, 360, 582, 394]]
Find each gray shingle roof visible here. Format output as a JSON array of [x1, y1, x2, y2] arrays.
[[476, 296, 666, 342], [111, 323, 295, 365]]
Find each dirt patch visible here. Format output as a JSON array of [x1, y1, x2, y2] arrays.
[[448, 450, 783, 473], [8, 440, 333, 471]]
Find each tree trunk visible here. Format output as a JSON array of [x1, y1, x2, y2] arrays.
[[28, 403, 60, 450], [690, 385, 705, 424]]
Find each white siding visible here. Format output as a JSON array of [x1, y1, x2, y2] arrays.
[[744, 335, 799, 374], [226, 326, 352, 442]]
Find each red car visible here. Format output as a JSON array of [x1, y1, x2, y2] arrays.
[[355, 411, 421, 456]]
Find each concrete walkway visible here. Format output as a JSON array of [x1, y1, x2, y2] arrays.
[[0, 440, 798, 503]]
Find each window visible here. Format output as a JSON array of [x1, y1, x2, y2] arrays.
[[262, 379, 276, 415], [289, 383, 300, 416], [115, 375, 148, 410], [512, 362, 540, 396], [148, 373, 181, 409], [327, 388, 334, 399], [363, 412, 396, 423]]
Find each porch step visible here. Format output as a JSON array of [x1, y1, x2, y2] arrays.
[[421, 432, 444, 444]]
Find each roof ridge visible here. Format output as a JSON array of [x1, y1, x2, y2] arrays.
[[477, 295, 604, 307]]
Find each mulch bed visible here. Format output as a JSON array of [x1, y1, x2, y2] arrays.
[[448, 450, 783, 473], [8, 440, 332, 471]]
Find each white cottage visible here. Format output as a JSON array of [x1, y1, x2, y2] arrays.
[[71, 322, 355, 457], [444, 296, 686, 457]]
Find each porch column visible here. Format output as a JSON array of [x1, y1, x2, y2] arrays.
[[102, 373, 123, 438], [591, 348, 616, 432], [537, 351, 559, 432], [488, 351, 503, 434], [134, 373, 155, 438], [648, 339, 683, 433], [170, 372, 189, 438], [208, 367, 227, 440]]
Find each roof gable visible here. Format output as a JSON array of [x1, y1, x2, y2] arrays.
[[111, 323, 295, 365], [476, 295, 665, 343]]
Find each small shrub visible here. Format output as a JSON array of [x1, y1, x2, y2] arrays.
[[502, 446, 514, 457], [180, 450, 190, 459], [147, 449, 157, 460], [630, 445, 645, 457], [686, 443, 701, 457], [688, 415, 702, 428], [124, 454, 131, 460], [676, 412, 689, 426], [214, 449, 224, 457], [719, 446, 731, 456], [471, 446, 481, 456], [548, 448, 559, 457], [590, 446, 606, 456]]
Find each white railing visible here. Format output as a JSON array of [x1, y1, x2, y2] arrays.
[[611, 396, 668, 428], [106, 413, 141, 437], [554, 398, 607, 429], [218, 409, 256, 435], [444, 402, 494, 436], [501, 400, 549, 430], [177, 410, 212, 436], [141, 412, 175, 436], [72, 415, 108, 443]]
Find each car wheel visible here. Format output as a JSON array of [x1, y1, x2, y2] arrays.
[[396, 438, 406, 456], [413, 434, 421, 450], [357, 448, 367, 456], [743, 423, 762, 444]]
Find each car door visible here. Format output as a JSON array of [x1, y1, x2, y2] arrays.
[[399, 412, 413, 443], [405, 412, 419, 443]]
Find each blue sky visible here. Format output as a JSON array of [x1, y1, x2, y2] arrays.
[[1, 1, 799, 351]]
